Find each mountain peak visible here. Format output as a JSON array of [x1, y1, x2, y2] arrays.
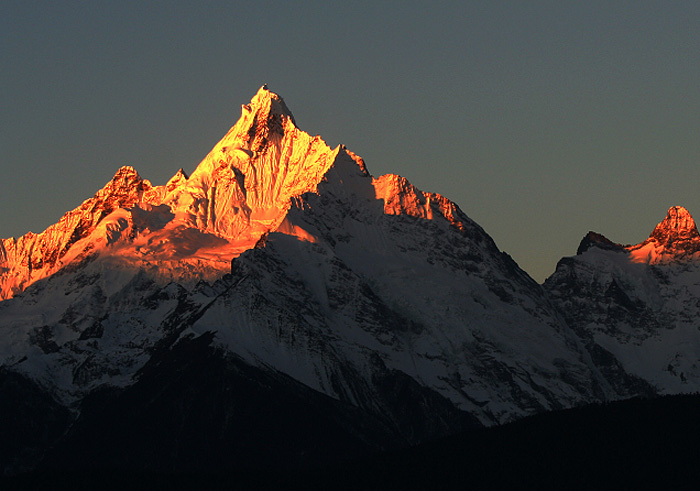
[[648, 206, 700, 246], [96, 166, 152, 204], [113, 165, 139, 177], [175, 86, 340, 242], [245, 84, 296, 127], [577, 231, 624, 255], [626, 206, 700, 263]]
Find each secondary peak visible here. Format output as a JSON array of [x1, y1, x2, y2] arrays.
[[648, 206, 700, 246]]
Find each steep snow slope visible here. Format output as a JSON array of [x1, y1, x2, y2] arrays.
[[545, 206, 700, 394]]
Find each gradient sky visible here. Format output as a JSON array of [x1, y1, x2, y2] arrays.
[[3, 1, 700, 282]]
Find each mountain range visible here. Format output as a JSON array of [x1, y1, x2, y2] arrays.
[[2, 86, 700, 482]]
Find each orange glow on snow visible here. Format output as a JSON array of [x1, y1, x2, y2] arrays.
[[274, 219, 317, 243]]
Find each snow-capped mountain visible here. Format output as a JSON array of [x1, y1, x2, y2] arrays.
[[0, 87, 341, 300], [544, 206, 700, 395], [2, 86, 698, 475]]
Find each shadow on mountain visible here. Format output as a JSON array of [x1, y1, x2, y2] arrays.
[[1, 330, 474, 488], [0, 369, 72, 475]]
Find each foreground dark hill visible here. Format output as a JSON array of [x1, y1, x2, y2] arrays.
[[5, 393, 700, 490], [350, 393, 700, 490], [36, 331, 476, 473]]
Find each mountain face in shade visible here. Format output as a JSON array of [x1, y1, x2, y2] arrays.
[[544, 206, 700, 396], [2, 87, 700, 476]]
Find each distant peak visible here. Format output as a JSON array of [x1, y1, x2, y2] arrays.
[[90, 166, 153, 210], [577, 231, 624, 255], [648, 206, 700, 246], [102, 166, 146, 194]]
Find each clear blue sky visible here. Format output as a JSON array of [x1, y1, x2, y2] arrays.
[[3, 1, 700, 282]]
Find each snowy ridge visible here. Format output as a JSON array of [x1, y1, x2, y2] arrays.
[[0, 166, 156, 299]]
